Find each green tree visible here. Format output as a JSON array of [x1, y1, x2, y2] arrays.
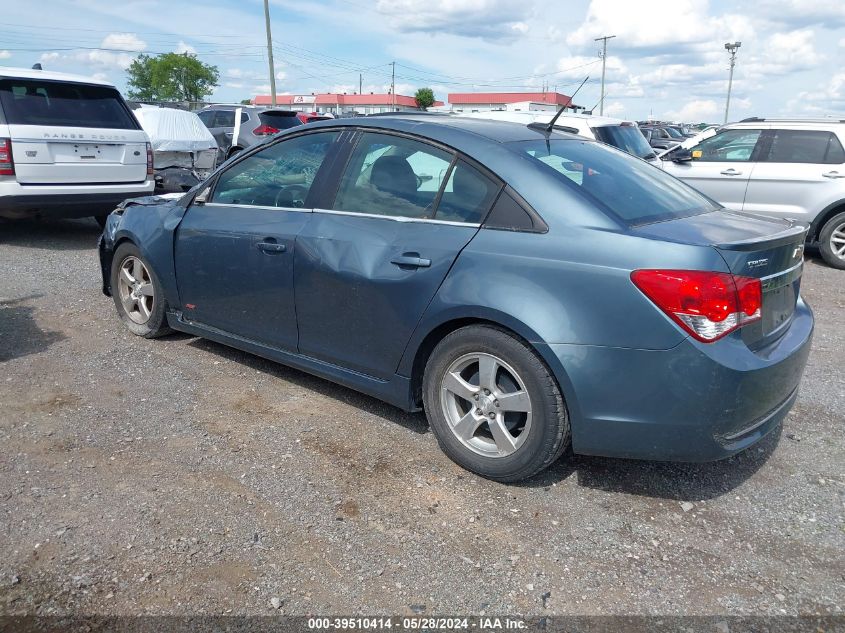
[[126, 53, 219, 102], [414, 87, 435, 110]]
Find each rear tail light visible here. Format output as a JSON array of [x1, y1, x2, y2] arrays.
[[631, 269, 762, 342], [253, 124, 279, 136], [146, 142, 154, 176], [0, 138, 14, 176]]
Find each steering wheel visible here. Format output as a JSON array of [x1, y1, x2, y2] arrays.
[[275, 185, 309, 208]]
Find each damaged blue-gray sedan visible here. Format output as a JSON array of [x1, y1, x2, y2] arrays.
[[99, 114, 813, 482]]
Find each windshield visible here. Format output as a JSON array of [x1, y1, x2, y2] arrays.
[[665, 127, 684, 138], [0, 78, 138, 129], [511, 138, 719, 225], [259, 111, 302, 130], [591, 125, 656, 160]]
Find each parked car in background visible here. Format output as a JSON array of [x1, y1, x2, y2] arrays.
[[658, 125, 719, 157], [196, 105, 302, 160], [640, 125, 683, 151], [0, 66, 154, 225], [661, 118, 845, 269], [99, 114, 813, 482], [458, 110, 658, 162], [131, 105, 217, 193], [296, 112, 333, 124]]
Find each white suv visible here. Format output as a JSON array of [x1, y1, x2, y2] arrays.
[[456, 110, 659, 163], [0, 67, 154, 225], [661, 118, 845, 269]]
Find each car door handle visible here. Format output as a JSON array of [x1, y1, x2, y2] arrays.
[[720, 168, 742, 176], [390, 254, 431, 268], [822, 171, 845, 179], [257, 241, 287, 254], [224, 132, 234, 137]]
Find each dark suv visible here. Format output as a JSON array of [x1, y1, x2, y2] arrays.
[[196, 105, 302, 160]]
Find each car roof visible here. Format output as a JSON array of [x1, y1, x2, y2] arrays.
[[0, 65, 116, 87], [457, 110, 631, 129], [308, 113, 586, 148], [726, 118, 845, 129]]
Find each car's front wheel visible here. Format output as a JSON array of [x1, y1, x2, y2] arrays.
[[423, 325, 569, 482], [819, 210, 845, 270], [110, 242, 172, 338]]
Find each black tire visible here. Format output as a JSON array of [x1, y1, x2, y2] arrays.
[[94, 214, 108, 229], [110, 242, 173, 338], [422, 325, 569, 482], [818, 211, 845, 270]]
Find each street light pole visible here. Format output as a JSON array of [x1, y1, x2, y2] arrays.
[[594, 34, 615, 115], [724, 41, 741, 124], [264, 0, 277, 106]]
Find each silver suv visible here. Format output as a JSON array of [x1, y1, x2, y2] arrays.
[[661, 118, 845, 269], [196, 105, 301, 161]]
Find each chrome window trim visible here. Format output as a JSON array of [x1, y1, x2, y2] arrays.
[[203, 202, 312, 213], [313, 207, 481, 228]]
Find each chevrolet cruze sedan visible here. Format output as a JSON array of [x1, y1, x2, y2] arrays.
[[99, 114, 813, 482]]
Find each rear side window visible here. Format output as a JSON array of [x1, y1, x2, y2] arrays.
[[212, 110, 235, 127], [197, 110, 215, 127], [511, 139, 719, 225], [592, 125, 656, 160], [333, 132, 453, 219], [764, 130, 845, 164], [0, 79, 137, 129], [435, 160, 501, 223]]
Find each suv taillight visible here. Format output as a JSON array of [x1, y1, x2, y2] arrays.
[[0, 138, 14, 176], [253, 124, 279, 136], [631, 269, 762, 342], [146, 142, 154, 176]]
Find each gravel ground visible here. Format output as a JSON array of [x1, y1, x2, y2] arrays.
[[0, 217, 843, 618]]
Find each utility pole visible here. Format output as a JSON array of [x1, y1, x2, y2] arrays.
[[594, 34, 615, 115], [391, 61, 396, 110], [724, 41, 741, 124], [359, 73, 362, 95], [263, 0, 277, 106]]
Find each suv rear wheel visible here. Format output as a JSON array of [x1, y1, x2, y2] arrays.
[[819, 211, 845, 270], [423, 325, 569, 482]]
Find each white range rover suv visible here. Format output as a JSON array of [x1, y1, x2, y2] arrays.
[[661, 118, 845, 269], [0, 67, 154, 225]]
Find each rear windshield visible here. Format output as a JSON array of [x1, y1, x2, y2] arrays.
[[0, 79, 138, 129], [259, 111, 302, 130], [511, 139, 719, 225], [592, 124, 656, 160]]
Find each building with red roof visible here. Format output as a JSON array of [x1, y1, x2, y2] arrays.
[[252, 93, 444, 115], [446, 91, 579, 112]]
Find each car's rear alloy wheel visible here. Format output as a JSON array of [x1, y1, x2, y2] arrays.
[[440, 352, 532, 458], [819, 211, 845, 270], [423, 325, 570, 482], [110, 243, 172, 338]]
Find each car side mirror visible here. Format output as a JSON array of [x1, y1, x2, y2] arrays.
[[672, 148, 694, 163], [193, 187, 210, 205]]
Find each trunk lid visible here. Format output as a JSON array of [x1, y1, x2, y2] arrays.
[[10, 125, 148, 184], [635, 210, 808, 345]]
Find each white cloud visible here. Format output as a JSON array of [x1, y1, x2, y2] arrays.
[[375, 0, 533, 40], [0, 50, 11, 60], [603, 101, 625, 116], [101, 33, 146, 52], [745, 29, 824, 76], [787, 72, 845, 114], [664, 99, 721, 123], [39, 52, 60, 64], [759, 0, 845, 27], [174, 41, 197, 55], [275, 71, 287, 81], [69, 33, 147, 70]]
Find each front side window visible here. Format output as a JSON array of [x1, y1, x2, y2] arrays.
[[0, 79, 137, 129], [512, 139, 719, 225], [764, 130, 845, 164], [692, 129, 761, 162], [333, 132, 453, 219], [211, 131, 338, 207]]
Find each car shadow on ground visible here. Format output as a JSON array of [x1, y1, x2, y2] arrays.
[[0, 295, 67, 362], [521, 424, 782, 501], [186, 337, 430, 436], [0, 218, 101, 251], [184, 336, 782, 501]]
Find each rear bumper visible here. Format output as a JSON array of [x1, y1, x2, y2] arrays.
[[0, 180, 155, 218], [553, 297, 814, 462]]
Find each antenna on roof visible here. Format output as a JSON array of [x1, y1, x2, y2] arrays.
[[32, 63, 43, 70], [544, 75, 589, 133]]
